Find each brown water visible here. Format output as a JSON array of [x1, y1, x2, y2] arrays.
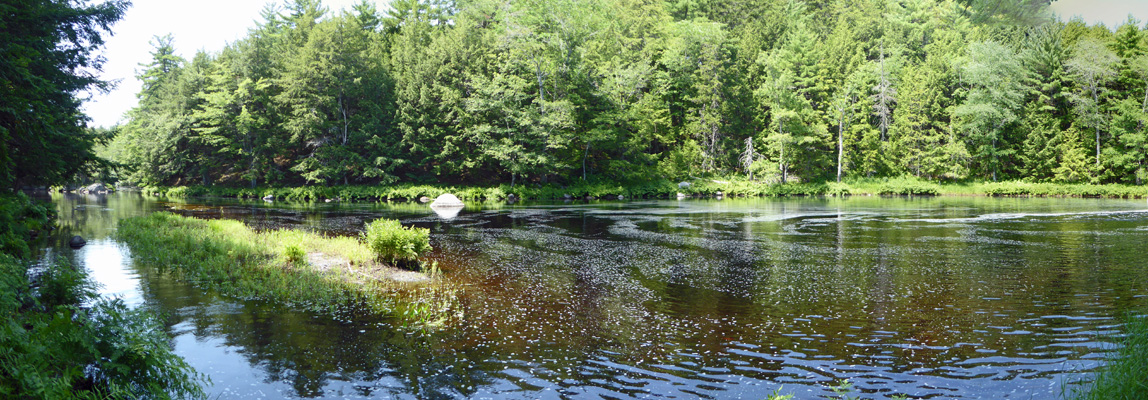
[[43, 192, 1148, 399]]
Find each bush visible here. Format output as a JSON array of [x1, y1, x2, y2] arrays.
[[283, 244, 305, 265], [877, 177, 941, 196], [363, 219, 432, 269]]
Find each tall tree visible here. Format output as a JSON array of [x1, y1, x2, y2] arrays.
[[1065, 38, 1118, 168], [0, 0, 129, 188], [952, 41, 1028, 181]]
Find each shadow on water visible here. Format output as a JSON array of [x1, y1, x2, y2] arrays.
[[40, 192, 1148, 399]]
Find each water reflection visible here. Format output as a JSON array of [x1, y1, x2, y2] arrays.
[[45, 192, 1148, 399]]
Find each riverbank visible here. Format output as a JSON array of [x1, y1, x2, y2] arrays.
[[117, 212, 457, 325], [136, 177, 1148, 203], [0, 194, 203, 399]]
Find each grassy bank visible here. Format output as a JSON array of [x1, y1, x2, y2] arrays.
[[117, 213, 456, 324], [1066, 314, 1148, 400], [138, 177, 1148, 203], [0, 194, 204, 399]]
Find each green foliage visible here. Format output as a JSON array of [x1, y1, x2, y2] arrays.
[[363, 218, 431, 269], [103, 0, 1148, 189], [1066, 314, 1148, 400], [876, 176, 941, 196], [0, 0, 127, 188], [0, 195, 205, 400], [283, 243, 306, 265]]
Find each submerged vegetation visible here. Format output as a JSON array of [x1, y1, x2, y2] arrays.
[[117, 212, 456, 323]]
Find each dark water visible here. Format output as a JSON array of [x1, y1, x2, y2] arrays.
[[42, 192, 1148, 399]]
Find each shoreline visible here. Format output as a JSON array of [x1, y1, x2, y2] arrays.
[[125, 178, 1148, 203]]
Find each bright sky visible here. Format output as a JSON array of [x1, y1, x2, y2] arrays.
[[82, 0, 390, 128], [1050, 0, 1148, 28]]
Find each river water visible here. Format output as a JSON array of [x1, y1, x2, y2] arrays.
[[41, 192, 1148, 399]]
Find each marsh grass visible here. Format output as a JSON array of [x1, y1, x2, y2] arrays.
[[117, 212, 459, 325], [1066, 314, 1148, 400]]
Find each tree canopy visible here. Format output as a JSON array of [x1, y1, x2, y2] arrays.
[[104, 0, 1148, 187], [0, 0, 129, 188]]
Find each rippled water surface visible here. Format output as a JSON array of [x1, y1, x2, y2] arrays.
[[43, 193, 1148, 399]]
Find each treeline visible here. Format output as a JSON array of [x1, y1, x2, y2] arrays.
[[108, 0, 1148, 188]]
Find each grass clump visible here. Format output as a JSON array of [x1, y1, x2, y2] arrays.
[[364, 218, 432, 270], [118, 212, 454, 322], [1067, 314, 1148, 400]]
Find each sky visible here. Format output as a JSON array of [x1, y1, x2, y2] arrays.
[[1049, 0, 1148, 27], [81, 0, 1148, 128], [81, 0, 389, 128]]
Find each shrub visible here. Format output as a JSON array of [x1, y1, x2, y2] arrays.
[[363, 219, 432, 269], [283, 244, 306, 265]]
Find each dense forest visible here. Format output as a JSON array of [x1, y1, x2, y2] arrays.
[[106, 0, 1148, 188]]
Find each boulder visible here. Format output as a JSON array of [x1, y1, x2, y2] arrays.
[[676, 192, 687, 199], [562, 194, 573, 200], [430, 193, 465, 208], [81, 183, 106, 194], [262, 194, 274, 202], [68, 235, 86, 249], [418, 196, 431, 203], [617, 195, 625, 200], [678, 181, 691, 189]]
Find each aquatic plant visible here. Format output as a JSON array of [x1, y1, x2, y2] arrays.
[[363, 218, 432, 269]]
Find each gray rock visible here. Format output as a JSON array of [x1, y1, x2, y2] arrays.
[[81, 183, 106, 194], [562, 194, 573, 200], [678, 181, 691, 189], [617, 195, 625, 200], [262, 194, 274, 201], [69, 235, 86, 249], [430, 193, 465, 208], [418, 196, 431, 203]]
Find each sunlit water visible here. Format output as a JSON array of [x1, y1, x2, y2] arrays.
[[39, 192, 1148, 399]]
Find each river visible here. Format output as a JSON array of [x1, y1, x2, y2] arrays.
[[40, 192, 1148, 399]]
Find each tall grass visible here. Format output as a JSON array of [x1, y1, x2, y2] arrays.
[[1066, 314, 1148, 400], [117, 213, 457, 324]]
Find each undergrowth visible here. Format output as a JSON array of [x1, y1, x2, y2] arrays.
[[0, 195, 205, 399]]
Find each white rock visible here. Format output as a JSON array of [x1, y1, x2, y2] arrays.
[[430, 193, 465, 208]]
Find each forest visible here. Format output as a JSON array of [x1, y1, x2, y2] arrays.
[[106, 0, 1148, 189]]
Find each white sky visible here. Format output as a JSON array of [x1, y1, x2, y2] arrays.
[[1050, 0, 1148, 28], [82, 0, 390, 128], [81, 0, 1148, 129]]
